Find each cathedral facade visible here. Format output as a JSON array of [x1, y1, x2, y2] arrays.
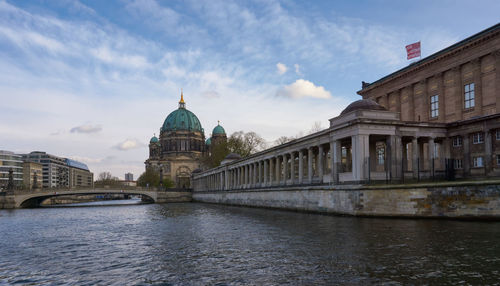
[[146, 92, 226, 188]]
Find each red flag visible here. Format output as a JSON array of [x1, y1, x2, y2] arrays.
[[406, 41, 421, 60]]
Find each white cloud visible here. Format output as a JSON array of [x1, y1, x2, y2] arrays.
[[276, 79, 331, 99], [276, 62, 287, 75], [113, 139, 145, 151], [70, 124, 102, 134]]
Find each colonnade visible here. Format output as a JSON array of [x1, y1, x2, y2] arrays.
[[193, 131, 442, 191]]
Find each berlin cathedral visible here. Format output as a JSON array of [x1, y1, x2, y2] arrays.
[[145, 92, 227, 188]]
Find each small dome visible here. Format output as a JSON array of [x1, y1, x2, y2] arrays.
[[212, 124, 226, 135], [205, 137, 212, 145], [340, 99, 386, 115], [224, 153, 241, 160], [150, 135, 159, 143]]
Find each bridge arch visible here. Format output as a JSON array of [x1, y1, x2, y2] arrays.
[[16, 189, 158, 208]]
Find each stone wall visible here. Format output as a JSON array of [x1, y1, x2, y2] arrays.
[[156, 191, 192, 203], [192, 182, 500, 219]]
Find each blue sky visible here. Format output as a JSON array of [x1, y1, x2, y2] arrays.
[[1, 0, 499, 178]]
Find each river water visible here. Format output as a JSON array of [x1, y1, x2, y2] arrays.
[[1, 201, 499, 285]]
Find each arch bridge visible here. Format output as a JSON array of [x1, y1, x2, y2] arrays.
[[4, 187, 191, 208]]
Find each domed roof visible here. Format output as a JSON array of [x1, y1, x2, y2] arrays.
[[224, 153, 242, 160], [212, 122, 226, 135], [205, 137, 211, 145], [150, 135, 159, 143], [340, 99, 386, 115], [161, 93, 203, 132]]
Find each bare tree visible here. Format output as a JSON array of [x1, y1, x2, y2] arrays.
[[227, 131, 266, 157], [308, 121, 323, 134], [98, 171, 113, 181], [274, 136, 293, 146]]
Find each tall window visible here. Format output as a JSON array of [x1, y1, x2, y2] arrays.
[[496, 130, 500, 140], [430, 95, 439, 118], [454, 159, 463, 169], [452, 136, 462, 147], [464, 83, 475, 109], [472, 132, 484, 144], [473, 156, 483, 167], [497, 155, 500, 166]]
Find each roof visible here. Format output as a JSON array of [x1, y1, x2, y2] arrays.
[[224, 153, 242, 160], [212, 124, 226, 135], [162, 106, 203, 132], [65, 158, 90, 171], [358, 22, 500, 94], [340, 99, 386, 115]]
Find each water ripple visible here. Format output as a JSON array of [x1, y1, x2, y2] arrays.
[[1, 202, 500, 285]]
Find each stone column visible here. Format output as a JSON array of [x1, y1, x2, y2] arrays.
[[267, 158, 274, 186], [282, 154, 288, 185], [352, 134, 369, 182], [453, 66, 463, 120], [412, 137, 419, 179], [233, 169, 236, 189], [463, 134, 471, 177], [220, 172, 224, 190], [259, 160, 264, 187], [438, 73, 445, 122], [245, 165, 249, 188], [275, 156, 280, 185], [255, 162, 259, 186], [238, 167, 241, 188], [428, 137, 435, 177], [485, 130, 492, 175], [263, 159, 268, 186], [332, 140, 341, 184], [249, 163, 254, 187], [307, 147, 313, 183], [495, 50, 500, 113], [298, 150, 304, 184], [351, 135, 358, 180], [290, 152, 295, 184], [318, 145, 324, 182], [389, 135, 402, 180]]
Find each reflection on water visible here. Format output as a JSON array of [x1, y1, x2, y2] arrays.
[[46, 198, 145, 207], [1, 203, 499, 285]]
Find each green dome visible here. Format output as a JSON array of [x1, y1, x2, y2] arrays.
[[206, 137, 212, 145], [212, 124, 226, 135], [150, 135, 159, 143], [162, 106, 203, 132]]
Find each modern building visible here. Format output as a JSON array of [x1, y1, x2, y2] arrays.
[[125, 173, 133, 181], [23, 161, 43, 190], [146, 92, 227, 188], [192, 23, 500, 191], [66, 159, 94, 188], [23, 152, 69, 188], [22, 152, 92, 189], [0, 150, 23, 189]]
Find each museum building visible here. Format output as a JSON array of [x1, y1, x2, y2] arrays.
[[192, 23, 500, 192]]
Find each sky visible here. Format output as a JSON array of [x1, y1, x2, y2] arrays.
[[1, 0, 499, 179]]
